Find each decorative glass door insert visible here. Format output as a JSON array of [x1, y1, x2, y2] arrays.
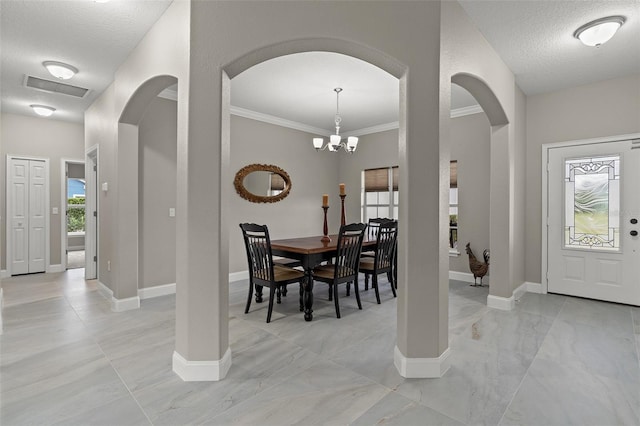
[[564, 155, 620, 251]]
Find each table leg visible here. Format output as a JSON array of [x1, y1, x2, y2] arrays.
[[303, 270, 314, 321]]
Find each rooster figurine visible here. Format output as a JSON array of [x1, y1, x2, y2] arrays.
[[465, 242, 489, 287]]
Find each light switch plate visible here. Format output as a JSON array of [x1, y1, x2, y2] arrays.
[[102, 182, 108, 192], [52, 207, 59, 214], [169, 208, 176, 217]]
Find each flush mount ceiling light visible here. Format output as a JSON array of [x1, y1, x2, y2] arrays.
[[574, 16, 626, 47], [30, 104, 56, 117], [312, 88, 359, 153], [43, 61, 78, 80]]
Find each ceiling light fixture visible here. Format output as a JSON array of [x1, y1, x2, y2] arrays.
[[30, 104, 56, 117], [313, 88, 358, 153], [43, 61, 78, 80], [574, 16, 625, 47]]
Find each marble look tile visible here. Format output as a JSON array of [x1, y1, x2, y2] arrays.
[[557, 296, 634, 337], [1, 357, 131, 425], [109, 341, 176, 393], [1, 296, 74, 324], [352, 391, 464, 426], [204, 361, 389, 426], [501, 357, 640, 426], [514, 292, 566, 319], [51, 395, 151, 426], [393, 338, 534, 426], [457, 308, 553, 357], [632, 306, 640, 334], [133, 336, 321, 424], [1, 280, 63, 307], [96, 319, 175, 361], [449, 279, 490, 303], [536, 318, 640, 384]]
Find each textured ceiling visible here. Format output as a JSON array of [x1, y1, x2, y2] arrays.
[[0, 0, 172, 122], [458, 0, 640, 95], [2, 1, 637, 127]]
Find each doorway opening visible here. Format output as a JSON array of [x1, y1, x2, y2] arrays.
[[63, 160, 85, 270]]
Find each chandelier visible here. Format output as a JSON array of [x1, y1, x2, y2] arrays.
[[312, 88, 358, 153]]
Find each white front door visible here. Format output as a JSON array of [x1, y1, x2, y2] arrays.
[[547, 138, 640, 306], [8, 157, 47, 275]]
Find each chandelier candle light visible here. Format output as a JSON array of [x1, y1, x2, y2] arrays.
[[339, 183, 346, 226], [321, 194, 331, 243], [313, 88, 359, 153]]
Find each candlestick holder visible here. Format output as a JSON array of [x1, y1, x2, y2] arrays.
[[321, 206, 331, 242], [340, 194, 346, 227]]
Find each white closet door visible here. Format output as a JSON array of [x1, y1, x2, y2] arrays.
[[10, 159, 30, 275], [29, 160, 47, 273]]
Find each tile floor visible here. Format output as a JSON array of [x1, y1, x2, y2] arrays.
[[1, 269, 639, 425]]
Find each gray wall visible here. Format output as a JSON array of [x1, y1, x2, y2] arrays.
[[138, 97, 178, 288], [339, 114, 492, 276], [1, 113, 84, 270], [525, 74, 640, 283], [229, 115, 339, 273]]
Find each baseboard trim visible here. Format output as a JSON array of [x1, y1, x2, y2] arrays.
[[526, 281, 543, 294], [229, 271, 249, 282], [513, 282, 528, 301], [394, 346, 451, 378], [487, 293, 515, 310], [0, 270, 8, 278], [449, 270, 489, 285], [138, 283, 176, 300], [111, 296, 140, 312], [47, 264, 64, 273], [172, 348, 232, 381], [96, 281, 113, 300]]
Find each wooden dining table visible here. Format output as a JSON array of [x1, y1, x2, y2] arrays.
[[270, 234, 376, 321]]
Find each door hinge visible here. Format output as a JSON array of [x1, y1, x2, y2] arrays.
[[93, 211, 97, 217], [93, 255, 97, 262], [93, 165, 97, 172]]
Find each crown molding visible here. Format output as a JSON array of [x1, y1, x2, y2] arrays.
[[158, 87, 177, 101], [343, 122, 399, 138], [230, 106, 332, 136], [450, 104, 484, 118]]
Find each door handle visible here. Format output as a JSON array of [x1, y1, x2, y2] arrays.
[[631, 230, 639, 237], [631, 218, 638, 225]]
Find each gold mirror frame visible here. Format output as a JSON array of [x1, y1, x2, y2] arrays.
[[233, 163, 292, 203]]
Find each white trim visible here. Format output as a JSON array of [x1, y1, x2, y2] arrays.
[[450, 104, 484, 118], [343, 121, 399, 137], [60, 158, 85, 272], [172, 348, 232, 381], [96, 280, 113, 300], [487, 293, 515, 310], [158, 87, 177, 101], [230, 106, 331, 137], [448, 270, 489, 285], [512, 282, 528, 301], [6, 155, 51, 277], [229, 270, 249, 282], [0, 270, 8, 278], [111, 296, 140, 312], [526, 281, 543, 294], [85, 145, 99, 280], [541, 132, 640, 295], [448, 249, 460, 257], [138, 283, 176, 300], [394, 346, 451, 378], [46, 264, 64, 273]]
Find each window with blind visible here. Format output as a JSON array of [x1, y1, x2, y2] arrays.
[[449, 161, 458, 251], [362, 166, 399, 221]]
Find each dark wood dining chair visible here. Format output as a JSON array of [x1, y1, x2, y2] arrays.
[[361, 217, 394, 290], [312, 223, 367, 318], [239, 223, 304, 323], [357, 220, 397, 304]]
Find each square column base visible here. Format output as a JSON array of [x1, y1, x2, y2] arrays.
[[394, 345, 451, 378], [172, 348, 232, 381]]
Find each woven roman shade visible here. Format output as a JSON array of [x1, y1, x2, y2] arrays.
[[364, 166, 399, 192]]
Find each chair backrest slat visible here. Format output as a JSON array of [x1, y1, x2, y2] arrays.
[[334, 223, 367, 281], [375, 221, 398, 270], [239, 223, 274, 283]]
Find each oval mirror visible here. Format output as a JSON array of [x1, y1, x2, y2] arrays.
[[233, 164, 292, 203]]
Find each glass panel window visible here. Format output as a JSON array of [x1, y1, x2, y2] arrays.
[[564, 155, 620, 251]]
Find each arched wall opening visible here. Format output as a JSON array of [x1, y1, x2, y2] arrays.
[[115, 75, 178, 302], [450, 72, 513, 304]]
